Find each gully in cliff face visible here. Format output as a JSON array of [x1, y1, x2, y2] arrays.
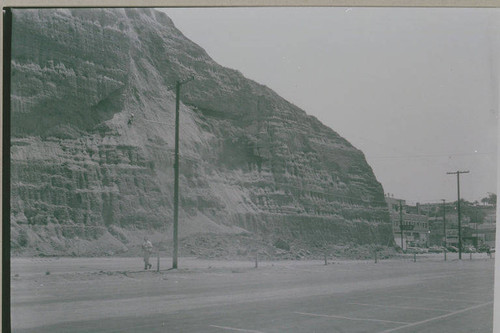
[[10, 8, 392, 258]]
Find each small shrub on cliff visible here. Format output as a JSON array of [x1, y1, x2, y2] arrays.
[[273, 238, 290, 251], [17, 229, 28, 247]]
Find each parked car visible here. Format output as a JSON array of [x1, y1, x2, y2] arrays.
[[477, 244, 491, 253], [464, 245, 477, 253], [428, 246, 444, 253], [447, 246, 459, 253], [407, 247, 427, 254]]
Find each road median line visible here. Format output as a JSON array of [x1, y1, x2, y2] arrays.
[[388, 295, 485, 304], [209, 324, 265, 332], [379, 301, 493, 333], [294, 312, 410, 324], [348, 302, 451, 312]]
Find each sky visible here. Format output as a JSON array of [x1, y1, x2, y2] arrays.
[[161, 7, 499, 204]]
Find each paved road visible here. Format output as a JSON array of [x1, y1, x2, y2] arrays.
[[11, 256, 494, 332]]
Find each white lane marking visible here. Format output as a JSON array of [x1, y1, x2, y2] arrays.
[[379, 301, 493, 333], [99, 322, 168, 333], [388, 295, 485, 304], [419, 271, 491, 281], [294, 312, 410, 324], [348, 302, 451, 312], [425, 289, 493, 298], [210, 325, 266, 333]]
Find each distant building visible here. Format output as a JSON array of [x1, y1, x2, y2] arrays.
[[385, 195, 429, 250], [427, 204, 496, 249], [428, 215, 461, 248], [463, 223, 496, 248], [475, 207, 497, 248]]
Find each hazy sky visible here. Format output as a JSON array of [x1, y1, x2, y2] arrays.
[[161, 7, 499, 204]]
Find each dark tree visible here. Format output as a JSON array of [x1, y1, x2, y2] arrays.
[[458, 199, 486, 224], [481, 193, 497, 206]]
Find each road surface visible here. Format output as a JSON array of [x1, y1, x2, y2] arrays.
[[11, 254, 494, 332]]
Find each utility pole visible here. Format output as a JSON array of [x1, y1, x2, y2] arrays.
[[399, 200, 404, 251], [442, 199, 446, 248], [442, 199, 447, 261], [447, 170, 469, 260], [3, 8, 13, 333], [172, 77, 193, 269], [475, 211, 478, 248]]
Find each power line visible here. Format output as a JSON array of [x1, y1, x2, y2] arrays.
[[366, 152, 495, 160], [347, 133, 494, 160]]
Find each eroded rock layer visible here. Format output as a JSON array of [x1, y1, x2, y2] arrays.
[[10, 8, 392, 255]]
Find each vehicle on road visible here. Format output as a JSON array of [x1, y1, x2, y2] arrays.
[[464, 245, 477, 253], [477, 244, 491, 253], [407, 247, 427, 254], [428, 246, 445, 253]]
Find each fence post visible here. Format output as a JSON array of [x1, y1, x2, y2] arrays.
[[374, 251, 378, 263], [470, 252, 472, 261], [444, 249, 447, 261], [413, 253, 416, 262], [255, 254, 258, 268], [324, 253, 328, 265], [157, 250, 160, 272]]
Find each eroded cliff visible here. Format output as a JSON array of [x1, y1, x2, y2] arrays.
[[10, 8, 392, 256]]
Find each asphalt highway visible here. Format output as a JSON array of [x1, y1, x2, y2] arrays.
[[11, 255, 494, 332]]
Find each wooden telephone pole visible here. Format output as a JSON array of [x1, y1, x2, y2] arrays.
[[399, 200, 404, 251], [172, 77, 193, 269], [446, 171, 469, 260], [442, 199, 446, 248]]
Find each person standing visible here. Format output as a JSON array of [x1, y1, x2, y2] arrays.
[[142, 237, 153, 270]]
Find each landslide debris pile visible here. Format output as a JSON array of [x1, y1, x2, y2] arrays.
[[10, 8, 392, 256]]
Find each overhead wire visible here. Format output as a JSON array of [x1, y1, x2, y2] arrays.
[[367, 152, 495, 160]]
